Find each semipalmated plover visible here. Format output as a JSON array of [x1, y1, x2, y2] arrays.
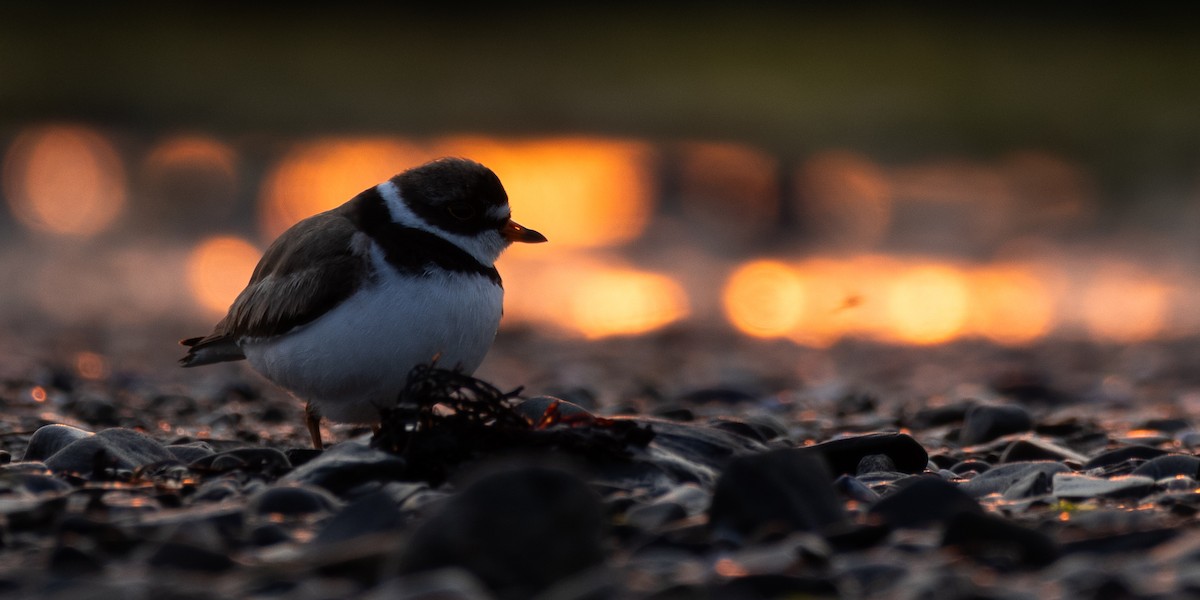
[[180, 157, 546, 448]]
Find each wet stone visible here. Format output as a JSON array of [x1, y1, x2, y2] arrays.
[[39, 428, 177, 475], [166, 441, 215, 463], [1130, 454, 1200, 480], [1001, 469, 1055, 500], [960, 404, 1034, 445], [999, 437, 1087, 464], [942, 511, 1060, 568], [856, 454, 896, 475], [950, 459, 992, 475], [910, 401, 975, 429], [249, 484, 341, 517], [802, 433, 928, 476], [868, 477, 983, 528], [1082, 445, 1168, 471], [398, 465, 605, 599], [192, 447, 292, 476], [708, 448, 847, 543], [146, 541, 236, 573], [314, 489, 405, 545], [1053, 473, 1157, 500], [960, 461, 1071, 498], [626, 501, 688, 531], [280, 440, 407, 495], [22, 424, 92, 462], [834, 475, 881, 503]]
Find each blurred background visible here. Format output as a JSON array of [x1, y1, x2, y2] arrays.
[[2, 4, 1200, 370]]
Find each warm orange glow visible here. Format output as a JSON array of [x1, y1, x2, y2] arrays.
[[1081, 266, 1170, 343], [968, 265, 1056, 345], [141, 135, 239, 224], [436, 136, 655, 249], [260, 138, 428, 238], [568, 268, 689, 338], [713, 558, 749, 578], [186, 236, 262, 315], [31, 387, 47, 403], [75, 351, 108, 380], [884, 264, 970, 345], [722, 260, 806, 338], [3, 124, 127, 236], [677, 141, 779, 243], [794, 151, 892, 250]]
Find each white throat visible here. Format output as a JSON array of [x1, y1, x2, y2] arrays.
[[376, 181, 507, 267]]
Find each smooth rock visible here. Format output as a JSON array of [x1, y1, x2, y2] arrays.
[[398, 465, 605, 599], [1053, 473, 1157, 500], [249, 484, 341, 517], [166, 442, 215, 464], [856, 454, 896, 475], [868, 477, 983, 528], [960, 461, 1071, 498], [23, 425, 92, 462], [1082, 445, 1168, 471], [280, 440, 407, 495], [1131, 454, 1200, 480], [949, 459, 991, 475], [709, 448, 847, 543], [146, 541, 236, 572], [999, 437, 1087, 464], [315, 490, 405, 545], [39, 428, 177, 475], [801, 433, 928, 476], [192, 448, 292, 476], [942, 511, 1060, 568], [960, 404, 1034, 445], [1001, 469, 1055, 500]]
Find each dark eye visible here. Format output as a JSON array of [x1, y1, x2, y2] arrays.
[[447, 202, 476, 220]]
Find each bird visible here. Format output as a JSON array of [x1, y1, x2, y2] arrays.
[[180, 157, 547, 449]]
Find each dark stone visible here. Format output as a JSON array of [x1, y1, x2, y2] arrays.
[[653, 406, 694, 421], [1053, 473, 1157, 500], [285, 448, 324, 467], [47, 545, 104, 575], [1, 472, 71, 495], [249, 484, 340, 517], [709, 449, 847, 543], [626, 501, 687, 531], [398, 465, 605, 599], [942, 511, 1060, 568], [834, 475, 880, 503], [868, 477, 983, 528], [248, 523, 292, 547], [280, 440, 407, 495], [707, 416, 787, 444], [63, 395, 119, 427], [166, 442, 215, 463], [1131, 454, 1200, 479], [191, 448, 292, 476], [801, 433, 928, 475], [999, 437, 1086, 464], [1001, 470, 1055, 500], [314, 490, 405, 545], [1138, 418, 1191, 433], [960, 404, 1034, 445], [1060, 528, 1181, 555], [856, 454, 896, 475], [23, 424, 92, 462], [950, 460, 992, 475], [1082, 445, 1168, 470], [38, 428, 177, 475], [911, 402, 975, 428], [713, 574, 840, 597], [677, 386, 759, 405], [146, 541, 236, 572], [960, 462, 1071, 498]]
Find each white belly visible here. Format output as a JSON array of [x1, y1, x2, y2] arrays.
[[242, 268, 503, 424]]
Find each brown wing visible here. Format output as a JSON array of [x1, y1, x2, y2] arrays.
[[180, 208, 368, 366]]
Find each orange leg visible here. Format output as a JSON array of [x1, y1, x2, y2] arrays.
[[305, 402, 324, 450]]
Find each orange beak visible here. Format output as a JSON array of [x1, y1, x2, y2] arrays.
[[502, 220, 548, 243]]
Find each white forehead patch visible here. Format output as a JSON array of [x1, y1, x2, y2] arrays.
[[375, 181, 507, 267]]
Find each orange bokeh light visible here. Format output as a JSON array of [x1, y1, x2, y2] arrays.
[[3, 124, 127, 237], [884, 264, 970, 345], [260, 138, 428, 239], [435, 136, 655, 249], [722, 260, 806, 338], [1081, 266, 1170, 343], [567, 268, 689, 339], [186, 236, 262, 315], [144, 135, 237, 177], [968, 265, 1057, 345]]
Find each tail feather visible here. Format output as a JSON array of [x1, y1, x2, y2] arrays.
[[179, 335, 246, 367]]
